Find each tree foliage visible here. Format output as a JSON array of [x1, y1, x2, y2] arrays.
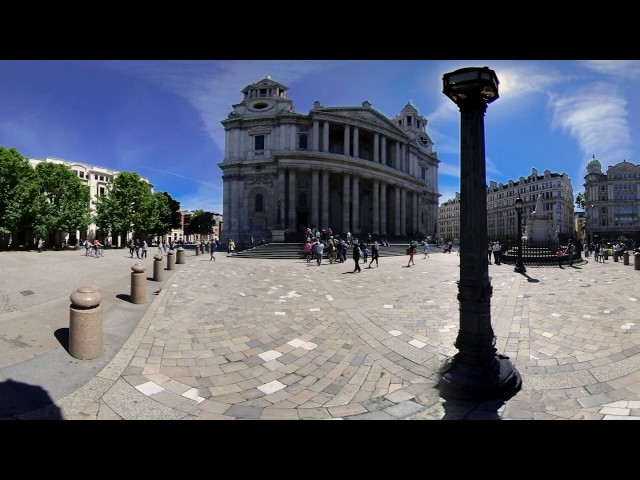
[[575, 191, 586, 209], [188, 209, 212, 236], [0, 147, 34, 235], [95, 171, 154, 237], [30, 162, 92, 237], [147, 191, 181, 237]]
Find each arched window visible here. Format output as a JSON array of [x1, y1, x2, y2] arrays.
[[255, 194, 264, 212]]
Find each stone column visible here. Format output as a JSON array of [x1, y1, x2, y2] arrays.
[[380, 183, 387, 236], [343, 174, 351, 234], [381, 137, 387, 166], [322, 170, 329, 231], [353, 127, 359, 158], [352, 176, 360, 234], [373, 180, 380, 235], [312, 120, 320, 151], [344, 124, 351, 156], [311, 169, 320, 228], [288, 169, 296, 231], [413, 191, 419, 234], [395, 186, 401, 236], [373, 133, 379, 163], [323, 121, 329, 153], [400, 187, 406, 236]]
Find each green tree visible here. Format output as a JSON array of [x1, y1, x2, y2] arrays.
[[0, 147, 34, 239], [94, 171, 154, 242], [29, 162, 91, 238], [188, 209, 212, 236], [148, 191, 181, 238], [575, 192, 586, 209]]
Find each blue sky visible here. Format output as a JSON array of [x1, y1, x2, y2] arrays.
[[1, 59, 637, 214]]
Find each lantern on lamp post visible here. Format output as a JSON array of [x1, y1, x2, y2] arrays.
[[437, 67, 522, 402]]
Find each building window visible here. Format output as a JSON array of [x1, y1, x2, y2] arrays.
[[255, 135, 265, 151], [298, 134, 308, 150], [99, 187, 105, 196], [255, 194, 264, 212]]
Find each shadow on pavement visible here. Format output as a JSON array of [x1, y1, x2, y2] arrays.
[[54, 328, 70, 352], [0, 378, 62, 419]]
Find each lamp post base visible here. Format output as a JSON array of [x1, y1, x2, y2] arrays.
[[437, 353, 522, 403]]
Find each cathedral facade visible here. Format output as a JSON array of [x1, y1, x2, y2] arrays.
[[218, 76, 440, 243]]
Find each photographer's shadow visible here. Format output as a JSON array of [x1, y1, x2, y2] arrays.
[[0, 378, 63, 419]]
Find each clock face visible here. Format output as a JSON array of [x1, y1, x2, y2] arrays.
[[418, 135, 428, 146]]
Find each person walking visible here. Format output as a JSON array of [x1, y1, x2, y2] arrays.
[[406, 241, 416, 267], [352, 241, 361, 272], [487, 241, 493, 264], [565, 242, 575, 267], [315, 240, 325, 266], [141, 240, 148, 259], [421, 240, 430, 259], [556, 247, 564, 268], [37, 238, 44, 253], [368, 241, 379, 268], [304, 240, 312, 262], [492, 241, 502, 265], [210, 239, 217, 261]]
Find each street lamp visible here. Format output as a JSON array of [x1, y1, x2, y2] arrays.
[[514, 195, 526, 273], [437, 67, 522, 402]]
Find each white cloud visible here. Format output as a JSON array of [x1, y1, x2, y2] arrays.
[[550, 81, 631, 163], [580, 60, 640, 79]]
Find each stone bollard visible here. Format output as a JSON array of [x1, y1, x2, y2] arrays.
[[635, 253, 640, 271], [69, 286, 103, 360], [195, 245, 200, 256], [624, 252, 630, 265], [614, 251, 619, 262], [167, 249, 175, 270], [604, 250, 609, 261], [200, 244, 205, 254], [130, 263, 147, 304], [153, 254, 164, 281], [176, 246, 185, 264], [205, 243, 210, 253]]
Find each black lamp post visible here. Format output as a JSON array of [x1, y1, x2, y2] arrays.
[[514, 195, 526, 273], [590, 204, 595, 246], [437, 67, 522, 402]]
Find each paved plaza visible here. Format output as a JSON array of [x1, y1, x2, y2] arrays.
[[2, 246, 640, 420]]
